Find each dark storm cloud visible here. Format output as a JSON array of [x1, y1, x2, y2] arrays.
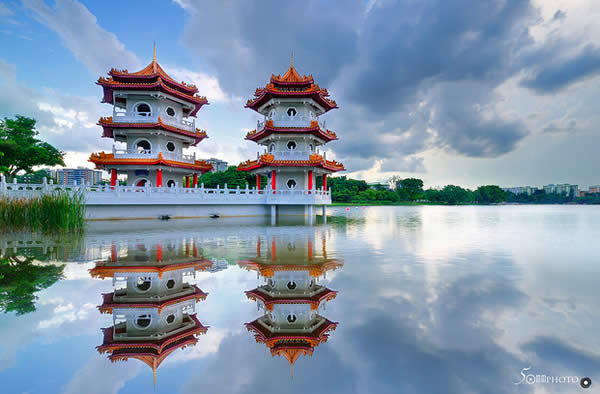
[[520, 44, 600, 94], [176, 0, 600, 172]]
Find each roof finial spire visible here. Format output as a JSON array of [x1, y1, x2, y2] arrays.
[[153, 42, 157, 73], [291, 51, 294, 67]]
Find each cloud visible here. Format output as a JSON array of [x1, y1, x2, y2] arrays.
[[520, 44, 600, 94], [166, 66, 233, 103], [0, 58, 111, 168], [552, 9, 567, 21], [62, 355, 142, 394], [21, 0, 140, 75]]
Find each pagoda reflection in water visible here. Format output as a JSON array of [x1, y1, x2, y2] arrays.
[[239, 229, 342, 375], [89, 238, 212, 385]]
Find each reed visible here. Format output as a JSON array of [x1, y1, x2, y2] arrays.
[[0, 190, 85, 232]]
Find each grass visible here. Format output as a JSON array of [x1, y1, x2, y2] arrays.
[[331, 201, 439, 206], [0, 190, 86, 232]]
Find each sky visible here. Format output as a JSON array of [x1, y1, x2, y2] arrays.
[[1, 0, 600, 189]]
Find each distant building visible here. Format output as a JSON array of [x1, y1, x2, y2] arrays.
[[543, 184, 578, 197], [206, 258, 229, 273], [502, 186, 538, 196], [55, 167, 103, 185], [589, 186, 600, 194], [367, 182, 391, 190], [206, 158, 228, 173]]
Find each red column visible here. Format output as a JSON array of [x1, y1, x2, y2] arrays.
[[193, 173, 198, 188], [308, 170, 313, 194], [156, 243, 163, 262], [156, 169, 163, 187], [256, 174, 261, 191], [271, 170, 276, 194], [323, 174, 327, 191], [110, 169, 117, 187], [110, 243, 117, 262], [257, 236, 261, 257], [186, 177, 190, 188], [271, 236, 276, 261], [308, 238, 313, 261]]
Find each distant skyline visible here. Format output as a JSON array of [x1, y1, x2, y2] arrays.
[[2, 0, 600, 188]]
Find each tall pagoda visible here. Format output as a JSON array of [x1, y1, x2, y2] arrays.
[[91, 239, 211, 386], [239, 231, 342, 375], [238, 56, 345, 204], [90, 45, 212, 187]]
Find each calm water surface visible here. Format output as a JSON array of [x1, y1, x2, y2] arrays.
[[1, 206, 599, 394]]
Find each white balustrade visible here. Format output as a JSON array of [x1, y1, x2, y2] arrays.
[[0, 178, 332, 205], [112, 110, 196, 132], [270, 150, 314, 160], [111, 146, 196, 163]]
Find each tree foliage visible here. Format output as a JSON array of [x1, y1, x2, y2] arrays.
[[475, 185, 506, 204], [399, 178, 424, 201], [0, 116, 65, 177], [0, 255, 65, 315], [197, 166, 257, 188]]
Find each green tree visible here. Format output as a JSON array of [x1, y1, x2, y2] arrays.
[[399, 178, 424, 201], [197, 166, 255, 188], [475, 185, 506, 204], [438, 185, 472, 205], [0, 115, 65, 177], [0, 255, 65, 315]]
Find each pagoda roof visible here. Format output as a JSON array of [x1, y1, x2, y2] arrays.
[[270, 63, 314, 87], [98, 314, 207, 380], [245, 287, 337, 311], [89, 151, 213, 172], [245, 316, 337, 350], [98, 284, 207, 314], [98, 116, 208, 145], [245, 120, 337, 142], [97, 49, 208, 116], [237, 259, 343, 278], [246, 62, 337, 114], [237, 153, 344, 173], [89, 259, 213, 279]]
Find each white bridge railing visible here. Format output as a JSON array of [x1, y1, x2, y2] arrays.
[[0, 177, 332, 206]]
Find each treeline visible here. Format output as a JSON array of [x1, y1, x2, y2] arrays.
[[505, 190, 600, 204], [330, 176, 506, 204]]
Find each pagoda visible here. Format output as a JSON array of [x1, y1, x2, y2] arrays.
[[238, 56, 344, 207], [90, 45, 212, 187], [239, 231, 342, 375], [91, 239, 211, 386]]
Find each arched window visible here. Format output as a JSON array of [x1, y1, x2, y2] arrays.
[[309, 143, 314, 152], [166, 142, 176, 152], [136, 314, 152, 328], [165, 106, 176, 117], [287, 314, 297, 323], [135, 103, 151, 116], [286, 141, 296, 150], [287, 107, 297, 117], [286, 179, 297, 189], [136, 277, 151, 291], [166, 314, 175, 324], [287, 281, 297, 290], [136, 139, 151, 154], [166, 279, 175, 289], [167, 180, 176, 188], [269, 110, 276, 119], [269, 143, 275, 153]]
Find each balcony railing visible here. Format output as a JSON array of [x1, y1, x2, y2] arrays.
[[112, 147, 196, 163], [257, 117, 327, 130], [113, 110, 196, 132]]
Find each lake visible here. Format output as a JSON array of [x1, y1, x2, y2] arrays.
[[0, 205, 598, 394]]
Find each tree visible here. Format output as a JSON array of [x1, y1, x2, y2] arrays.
[[399, 178, 424, 201], [197, 166, 255, 188], [0, 255, 65, 315], [0, 115, 65, 177], [438, 185, 472, 205], [475, 185, 505, 204]]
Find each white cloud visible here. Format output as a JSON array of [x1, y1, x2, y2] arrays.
[[62, 355, 142, 394], [166, 65, 233, 103], [22, 0, 140, 75]]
